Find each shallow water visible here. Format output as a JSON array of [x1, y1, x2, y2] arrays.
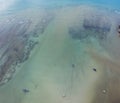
[[0, 1, 120, 103]]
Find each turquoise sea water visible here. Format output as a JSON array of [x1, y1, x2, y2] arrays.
[[0, 1, 120, 103], [6, 0, 120, 12]]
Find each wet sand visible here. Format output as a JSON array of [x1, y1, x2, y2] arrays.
[[0, 5, 120, 103]]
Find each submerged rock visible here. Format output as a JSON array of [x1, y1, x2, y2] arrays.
[[93, 68, 97, 72], [22, 88, 30, 93]]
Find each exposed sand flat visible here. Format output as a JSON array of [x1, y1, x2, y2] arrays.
[[0, 5, 120, 103]]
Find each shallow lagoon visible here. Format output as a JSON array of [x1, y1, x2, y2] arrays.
[[0, 3, 120, 103]]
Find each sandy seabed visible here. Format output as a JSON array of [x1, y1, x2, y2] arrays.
[[0, 5, 120, 103]]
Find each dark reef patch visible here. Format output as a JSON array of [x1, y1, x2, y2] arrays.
[[83, 15, 111, 40], [31, 13, 54, 37], [0, 11, 54, 86], [83, 16, 111, 33], [69, 26, 89, 40], [68, 12, 112, 41]]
